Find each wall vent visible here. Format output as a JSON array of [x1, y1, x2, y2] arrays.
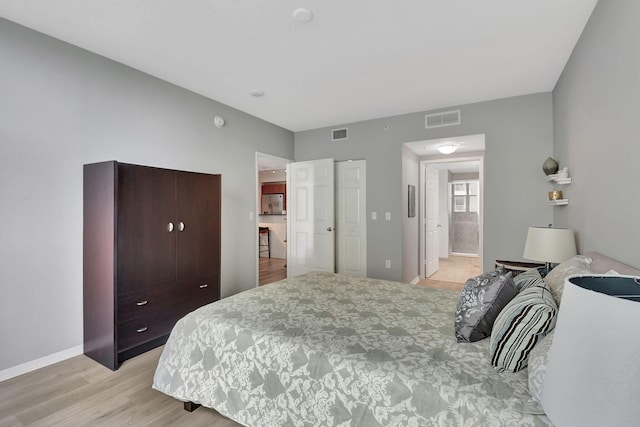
[[425, 110, 461, 129], [332, 128, 348, 142]]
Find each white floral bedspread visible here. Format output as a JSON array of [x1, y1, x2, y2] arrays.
[[153, 272, 551, 426]]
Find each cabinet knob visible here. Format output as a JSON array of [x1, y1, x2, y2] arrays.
[[179, 221, 185, 232], [136, 326, 148, 333], [199, 284, 208, 289], [167, 222, 174, 232], [136, 300, 148, 306]]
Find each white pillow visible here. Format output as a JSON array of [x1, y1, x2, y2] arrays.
[[544, 255, 592, 305]]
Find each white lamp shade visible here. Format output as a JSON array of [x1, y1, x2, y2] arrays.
[[523, 226, 576, 264], [541, 276, 640, 427]]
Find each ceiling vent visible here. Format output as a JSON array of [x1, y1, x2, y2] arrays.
[[425, 110, 461, 129], [332, 128, 348, 142]]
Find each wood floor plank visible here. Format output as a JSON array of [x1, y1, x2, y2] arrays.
[[0, 415, 24, 427], [259, 257, 286, 285], [0, 346, 241, 426]]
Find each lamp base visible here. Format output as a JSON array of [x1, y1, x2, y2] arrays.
[[539, 262, 554, 277]]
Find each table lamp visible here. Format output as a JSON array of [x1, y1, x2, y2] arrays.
[[541, 275, 640, 426], [523, 226, 577, 272]]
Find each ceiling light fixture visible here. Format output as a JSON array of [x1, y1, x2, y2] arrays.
[[293, 8, 313, 23], [437, 144, 457, 155], [249, 89, 264, 97]]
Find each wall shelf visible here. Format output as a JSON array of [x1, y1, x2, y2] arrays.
[[549, 199, 569, 206], [546, 174, 572, 184]]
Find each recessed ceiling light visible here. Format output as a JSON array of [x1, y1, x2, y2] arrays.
[[293, 8, 313, 23], [437, 144, 458, 155], [249, 90, 264, 97]]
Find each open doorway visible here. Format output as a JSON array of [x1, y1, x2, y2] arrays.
[[403, 134, 484, 289], [256, 153, 291, 286]]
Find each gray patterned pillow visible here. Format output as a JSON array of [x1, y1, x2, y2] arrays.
[[528, 329, 554, 403], [513, 268, 545, 291], [455, 269, 518, 343], [544, 255, 592, 305], [490, 285, 557, 372]]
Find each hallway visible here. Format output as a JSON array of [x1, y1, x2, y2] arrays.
[[417, 255, 479, 291]]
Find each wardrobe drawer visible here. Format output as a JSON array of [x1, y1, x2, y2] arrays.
[[180, 274, 220, 303], [117, 274, 219, 322], [117, 307, 187, 351]]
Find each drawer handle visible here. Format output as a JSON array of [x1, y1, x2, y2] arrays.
[[136, 327, 148, 333], [136, 300, 148, 306], [199, 284, 208, 289]]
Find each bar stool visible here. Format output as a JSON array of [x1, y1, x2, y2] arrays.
[[259, 227, 270, 258]]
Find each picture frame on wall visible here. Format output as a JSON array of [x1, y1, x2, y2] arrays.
[[408, 184, 416, 217]]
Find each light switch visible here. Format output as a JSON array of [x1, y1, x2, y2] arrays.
[[371, 212, 377, 220], [385, 212, 391, 220], [249, 211, 254, 220]]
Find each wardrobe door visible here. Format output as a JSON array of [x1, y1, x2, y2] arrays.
[[117, 164, 177, 294], [176, 172, 221, 281]]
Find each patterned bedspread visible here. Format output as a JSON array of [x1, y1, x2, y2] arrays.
[[153, 272, 550, 426]]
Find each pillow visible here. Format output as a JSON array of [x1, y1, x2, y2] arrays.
[[528, 329, 554, 403], [455, 269, 518, 343], [490, 285, 557, 372], [544, 255, 592, 305], [513, 268, 545, 291]]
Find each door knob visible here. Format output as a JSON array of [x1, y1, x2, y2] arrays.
[[167, 222, 174, 232], [179, 222, 185, 232]]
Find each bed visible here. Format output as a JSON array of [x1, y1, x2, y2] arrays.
[[153, 252, 640, 426], [153, 271, 550, 426]]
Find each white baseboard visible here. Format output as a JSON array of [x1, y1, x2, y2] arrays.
[[410, 276, 421, 285], [0, 345, 83, 383]]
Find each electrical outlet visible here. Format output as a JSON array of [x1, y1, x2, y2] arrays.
[[385, 260, 391, 269], [385, 212, 391, 220], [371, 212, 377, 220]]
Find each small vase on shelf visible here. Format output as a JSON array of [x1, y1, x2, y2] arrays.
[[542, 157, 559, 176]]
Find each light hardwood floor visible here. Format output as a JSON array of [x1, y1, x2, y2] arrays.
[[0, 347, 242, 427], [417, 255, 480, 291], [259, 257, 286, 286]]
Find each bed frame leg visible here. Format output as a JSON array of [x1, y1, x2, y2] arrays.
[[184, 401, 201, 412]]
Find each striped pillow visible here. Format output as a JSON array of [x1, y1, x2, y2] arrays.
[[489, 285, 558, 372], [513, 268, 545, 291]]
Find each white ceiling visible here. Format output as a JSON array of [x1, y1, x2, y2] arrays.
[[0, 0, 598, 132]]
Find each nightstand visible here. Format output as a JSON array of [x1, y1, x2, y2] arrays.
[[495, 259, 545, 277]]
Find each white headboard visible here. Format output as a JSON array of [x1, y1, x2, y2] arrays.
[[584, 252, 640, 276]]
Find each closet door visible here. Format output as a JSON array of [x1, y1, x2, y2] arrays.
[[117, 164, 177, 293], [176, 172, 221, 281]]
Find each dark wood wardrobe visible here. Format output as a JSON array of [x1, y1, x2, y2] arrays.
[[83, 161, 221, 370]]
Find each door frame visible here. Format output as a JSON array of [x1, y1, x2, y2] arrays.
[[255, 152, 292, 287], [419, 154, 484, 279]]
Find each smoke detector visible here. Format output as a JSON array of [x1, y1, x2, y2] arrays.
[[293, 8, 313, 23]]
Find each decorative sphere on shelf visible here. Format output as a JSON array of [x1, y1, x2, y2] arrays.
[[542, 157, 559, 175]]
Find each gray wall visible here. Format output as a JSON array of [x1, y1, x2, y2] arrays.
[[0, 18, 293, 372], [401, 146, 420, 282], [552, 0, 640, 268], [295, 93, 554, 281]]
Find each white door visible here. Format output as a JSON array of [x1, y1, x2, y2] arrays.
[[424, 165, 439, 277], [336, 160, 367, 277], [287, 158, 335, 277]]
